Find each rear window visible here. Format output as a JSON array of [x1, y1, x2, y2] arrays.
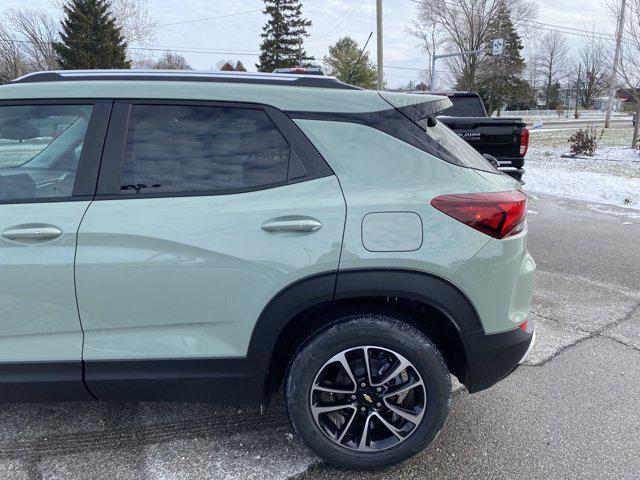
[[419, 119, 498, 173], [438, 95, 486, 117]]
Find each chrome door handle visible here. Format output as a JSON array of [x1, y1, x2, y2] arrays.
[[261, 218, 322, 233], [2, 225, 63, 242]]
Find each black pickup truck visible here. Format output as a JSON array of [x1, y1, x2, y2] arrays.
[[430, 92, 529, 182]]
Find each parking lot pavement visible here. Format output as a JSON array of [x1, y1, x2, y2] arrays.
[[1, 194, 640, 480]]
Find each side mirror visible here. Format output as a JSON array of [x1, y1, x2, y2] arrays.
[[482, 153, 500, 169]]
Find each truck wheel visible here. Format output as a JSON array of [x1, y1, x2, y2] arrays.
[[285, 312, 451, 469]]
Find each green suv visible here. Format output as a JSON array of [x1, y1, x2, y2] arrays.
[[0, 70, 535, 469]]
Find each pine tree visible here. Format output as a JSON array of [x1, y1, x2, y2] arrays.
[[323, 36, 377, 89], [54, 0, 130, 70], [476, 4, 526, 115], [256, 0, 313, 72]]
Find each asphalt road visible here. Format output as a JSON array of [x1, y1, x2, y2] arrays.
[[2, 194, 639, 480]]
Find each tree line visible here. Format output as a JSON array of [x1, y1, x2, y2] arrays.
[[1, 0, 638, 119], [410, 0, 640, 117], [0, 0, 377, 88]]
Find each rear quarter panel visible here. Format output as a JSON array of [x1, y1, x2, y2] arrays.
[[295, 119, 494, 278]]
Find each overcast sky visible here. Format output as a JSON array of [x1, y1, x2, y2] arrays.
[[15, 0, 616, 87]]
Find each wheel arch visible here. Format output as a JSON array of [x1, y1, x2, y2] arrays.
[[246, 269, 483, 403]]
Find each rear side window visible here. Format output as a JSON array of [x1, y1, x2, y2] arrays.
[[0, 104, 93, 200], [120, 105, 291, 194], [422, 120, 498, 173]]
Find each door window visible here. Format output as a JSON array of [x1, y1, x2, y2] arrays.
[[120, 105, 291, 195], [0, 104, 93, 201]]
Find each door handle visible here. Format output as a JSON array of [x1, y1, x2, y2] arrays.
[[261, 217, 322, 233], [2, 225, 63, 242]]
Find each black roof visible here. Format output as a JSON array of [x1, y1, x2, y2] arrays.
[[11, 70, 361, 90]]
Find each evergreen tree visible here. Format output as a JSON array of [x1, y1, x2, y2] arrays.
[[476, 4, 525, 115], [323, 36, 377, 89], [54, 0, 130, 69], [256, 0, 313, 72]]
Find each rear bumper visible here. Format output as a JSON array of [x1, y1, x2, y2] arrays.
[[462, 319, 535, 393]]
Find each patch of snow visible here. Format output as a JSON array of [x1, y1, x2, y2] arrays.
[[525, 145, 640, 210], [525, 165, 640, 209]]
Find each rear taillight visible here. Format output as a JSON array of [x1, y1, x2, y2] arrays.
[[519, 127, 529, 156], [430, 190, 527, 239]]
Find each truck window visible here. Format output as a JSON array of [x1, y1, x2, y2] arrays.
[[439, 96, 487, 117]]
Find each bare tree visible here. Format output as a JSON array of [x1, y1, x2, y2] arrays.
[[0, 24, 26, 83], [407, 18, 443, 89], [110, 0, 157, 46], [538, 31, 571, 108], [578, 28, 609, 109], [153, 51, 191, 70], [7, 8, 58, 71], [0, 8, 59, 83], [412, 0, 537, 90], [617, 0, 640, 148]]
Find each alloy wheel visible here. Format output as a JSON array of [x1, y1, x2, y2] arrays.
[[309, 346, 427, 451]]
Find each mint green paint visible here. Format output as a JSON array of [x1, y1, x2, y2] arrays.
[[0, 201, 89, 361], [378, 91, 451, 109], [0, 81, 394, 114], [362, 212, 423, 252], [75, 177, 345, 360], [452, 233, 536, 333], [295, 119, 535, 334]]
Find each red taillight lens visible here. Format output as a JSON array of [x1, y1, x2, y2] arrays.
[[430, 190, 527, 239], [519, 127, 529, 156]]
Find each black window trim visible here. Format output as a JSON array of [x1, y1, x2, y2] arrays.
[[0, 98, 112, 206], [95, 99, 334, 200]]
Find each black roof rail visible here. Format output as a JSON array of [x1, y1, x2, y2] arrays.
[[10, 70, 361, 90]]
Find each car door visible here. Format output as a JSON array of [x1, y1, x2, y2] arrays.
[[75, 100, 346, 401], [0, 100, 110, 400]]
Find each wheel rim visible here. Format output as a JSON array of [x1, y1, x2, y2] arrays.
[[309, 346, 427, 452]]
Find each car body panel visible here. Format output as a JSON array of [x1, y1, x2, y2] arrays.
[[0, 80, 392, 114], [75, 176, 346, 360], [295, 119, 492, 279], [295, 119, 535, 334], [0, 201, 90, 361]]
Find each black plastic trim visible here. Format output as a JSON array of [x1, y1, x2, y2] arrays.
[[95, 99, 334, 199], [84, 357, 262, 404], [381, 94, 452, 121], [0, 361, 93, 402], [463, 325, 533, 392], [334, 268, 484, 334], [11, 70, 361, 90]]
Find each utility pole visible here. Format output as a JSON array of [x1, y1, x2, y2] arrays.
[[574, 63, 581, 119], [605, 0, 627, 128], [376, 0, 383, 90]]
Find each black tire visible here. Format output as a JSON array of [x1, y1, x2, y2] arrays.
[[285, 311, 451, 470]]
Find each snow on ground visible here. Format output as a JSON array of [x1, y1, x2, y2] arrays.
[[525, 127, 640, 210]]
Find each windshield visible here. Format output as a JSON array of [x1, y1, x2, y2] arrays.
[[419, 118, 498, 173]]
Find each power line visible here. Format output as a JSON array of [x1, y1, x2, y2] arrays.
[[156, 9, 262, 28], [407, 0, 629, 45], [307, 0, 367, 42]]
